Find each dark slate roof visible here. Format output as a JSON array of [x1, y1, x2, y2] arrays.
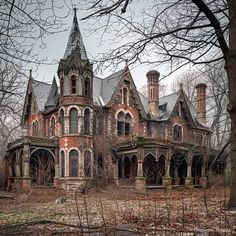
[[63, 9, 87, 60], [93, 68, 126, 105], [32, 80, 51, 112], [138, 91, 197, 122], [44, 77, 59, 111]]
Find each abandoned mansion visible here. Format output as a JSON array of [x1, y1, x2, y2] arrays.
[[5, 10, 218, 192]]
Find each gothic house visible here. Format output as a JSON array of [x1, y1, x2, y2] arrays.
[[6, 10, 214, 192]]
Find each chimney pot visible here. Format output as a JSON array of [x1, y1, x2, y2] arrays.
[[196, 83, 207, 126]]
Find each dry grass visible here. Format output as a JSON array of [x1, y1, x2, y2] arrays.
[[0, 186, 236, 235]]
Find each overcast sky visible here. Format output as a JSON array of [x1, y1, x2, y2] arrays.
[[33, 6, 187, 93]]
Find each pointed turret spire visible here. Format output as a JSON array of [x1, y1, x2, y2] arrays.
[[44, 76, 59, 111], [63, 8, 88, 60]]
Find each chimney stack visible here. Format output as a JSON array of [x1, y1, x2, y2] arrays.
[[146, 70, 160, 118], [195, 83, 207, 126]]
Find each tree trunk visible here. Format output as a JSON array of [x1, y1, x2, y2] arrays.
[[226, 0, 236, 208], [225, 55, 236, 208]]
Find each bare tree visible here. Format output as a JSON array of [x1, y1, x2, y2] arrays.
[[0, 0, 75, 67], [81, 0, 236, 208]]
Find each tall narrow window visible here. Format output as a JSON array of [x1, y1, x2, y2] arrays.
[[84, 150, 91, 177], [117, 111, 125, 136], [61, 150, 65, 177], [60, 78, 64, 96], [70, 108, 78, 134], [51, 117, 55, 136], [84, 109, 90, 135], [71, 77, 76, 94], [60, 110, 65, 135], [85, 78, 90, 97], [69, 150, 78, 177], [125, 113, 132, 136]]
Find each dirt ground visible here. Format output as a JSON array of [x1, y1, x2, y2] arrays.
[[0, 186, 236, 235]]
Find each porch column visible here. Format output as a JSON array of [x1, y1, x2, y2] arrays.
[[135, 148, 146, 192], [200, 155, 207, 188], [185, 152, 193, 188], [15, 151, 21, 177], [22, 142, 31, 192], [163, 148, 172, 189]]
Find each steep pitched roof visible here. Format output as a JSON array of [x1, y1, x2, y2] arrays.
[[44, 76, 59, 111], [63, 8, 87, 60], [32, 79, 51, 112], [93, 68, 126, 106]]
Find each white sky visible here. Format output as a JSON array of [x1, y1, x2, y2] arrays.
[[33, 7, 187, 94]]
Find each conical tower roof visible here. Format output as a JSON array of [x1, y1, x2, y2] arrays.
[[63, 8, 88, 60]]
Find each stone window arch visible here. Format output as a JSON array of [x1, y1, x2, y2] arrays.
[[84, 109, 90, 135], [60, 150, 65, 177], [69, 108, 78, 134], [60, 109, 65, 135], [69, 149, 78, 177], [116, 111, 132, 137], [173, 124, 182, 141]]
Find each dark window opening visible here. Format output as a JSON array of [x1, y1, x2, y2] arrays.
[[117, 121, 123, 136], [69, 150, 78, 177], [60, 110, 65, 135], [85, 78, 90, 97], [71, 77, 76, 94], [84, 109, 90, 135], [70, 108, 78, 134], [61, 151, 65, 177], [123, 87, 128, 104]]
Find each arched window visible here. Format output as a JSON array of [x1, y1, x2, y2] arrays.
[[61, 150, 65, 177], [117, 111, 125, 136], [84, 150, 91, 177], [60, 78, 64, 96], [70, 108, 78, 134], [69, 149, 78, 177], [71, 76, 76, 94], [173, 125, 182, 141], [116, 111, 132, 137], [85, 77, 90, 97], [84, 109, 90, 135], [51, 117, 55, 136], [60, 110, 65, 135], [125, 113, 132, 136]]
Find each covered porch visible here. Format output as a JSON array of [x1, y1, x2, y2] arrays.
[[5, 136, 59, 192]]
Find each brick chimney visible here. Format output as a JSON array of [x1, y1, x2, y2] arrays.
[[146, 70, 160, 118], [195, 83, 207, 125]]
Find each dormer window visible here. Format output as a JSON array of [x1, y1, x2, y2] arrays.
[[71, 76, 76, 94]]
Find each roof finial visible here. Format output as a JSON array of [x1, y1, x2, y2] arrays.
[[125, 59, 128, 67], [180, 82, 183, 90], [29, 69, 32, 79]]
